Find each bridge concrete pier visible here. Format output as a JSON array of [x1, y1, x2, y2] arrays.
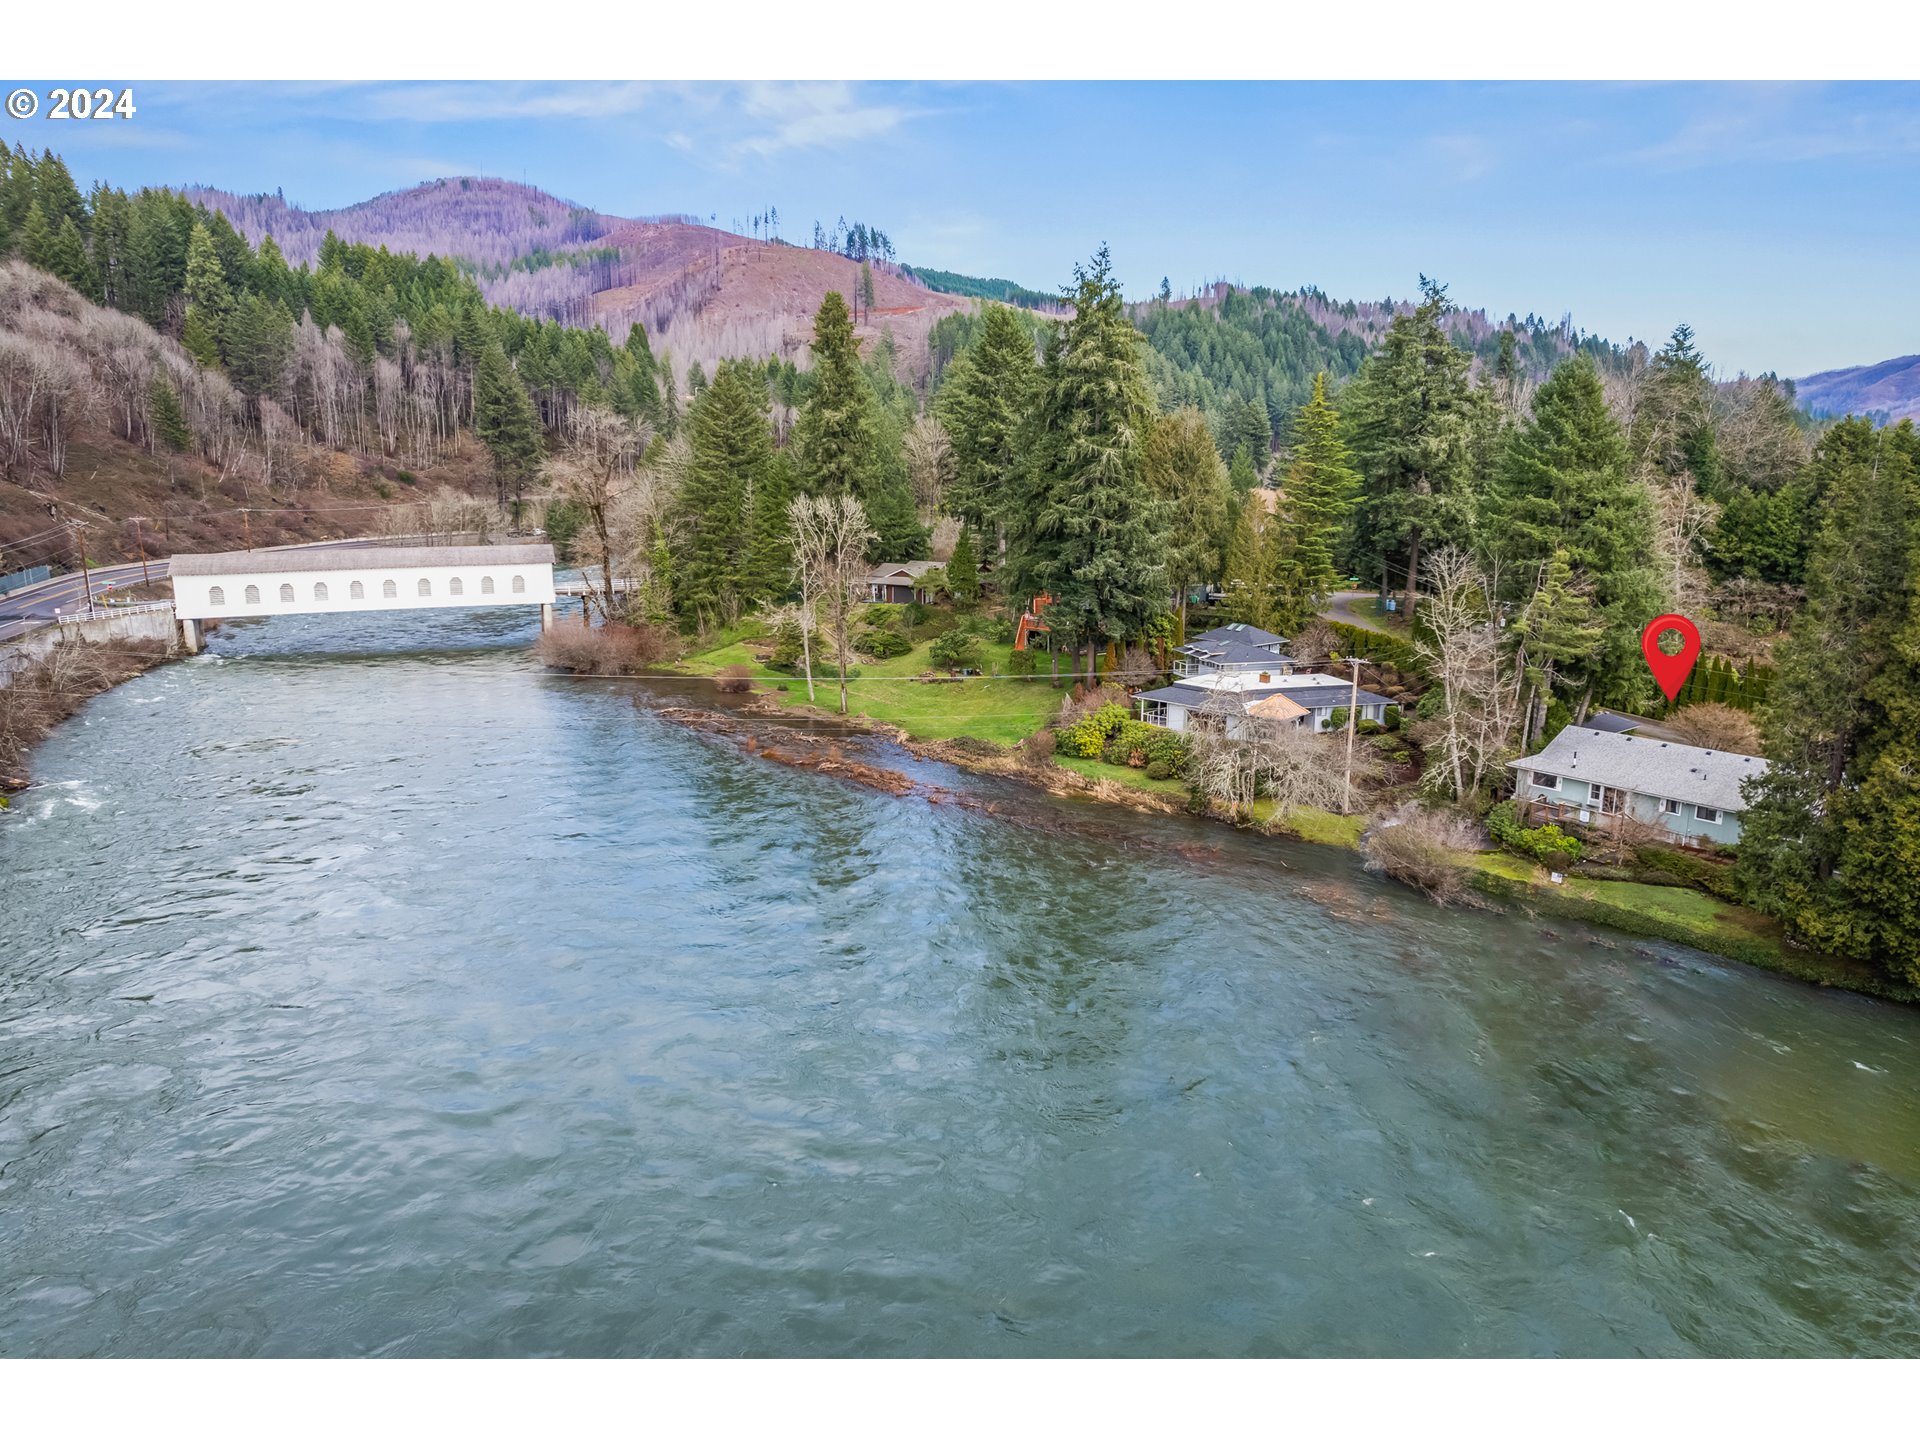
[[178, 616, 202, 654], [539, 603, 554, 633]]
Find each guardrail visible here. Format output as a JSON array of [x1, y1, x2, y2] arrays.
[[54, 600, 175, 620]]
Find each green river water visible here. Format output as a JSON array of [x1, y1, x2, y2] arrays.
[[2, 608, 1917, 1356]]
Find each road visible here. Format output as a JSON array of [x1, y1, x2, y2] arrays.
[[0, 537, 413, 646], [1323, 589, 1397, 634]]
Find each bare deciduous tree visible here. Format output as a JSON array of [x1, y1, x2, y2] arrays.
[[788, 492, 875, 713], [1411, 546, 1520, 802], [1186, 688, 1355, 826], [540, 405, 654, 624], [903, 413, 954, 519]]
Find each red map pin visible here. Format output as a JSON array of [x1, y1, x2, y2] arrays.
[[1642, 613, 1702, 702]]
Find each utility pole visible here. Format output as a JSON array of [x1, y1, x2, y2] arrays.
[[134, 518, 152, 589], [1343, 652, 1361, 816], [242, 507, 253, 551], [77, 523, 95, 618]]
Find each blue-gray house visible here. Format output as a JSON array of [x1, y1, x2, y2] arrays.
[[1507, 725, 1768, 847]]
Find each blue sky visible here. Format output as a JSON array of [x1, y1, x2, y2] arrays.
[[10, 80, 1918, 377]]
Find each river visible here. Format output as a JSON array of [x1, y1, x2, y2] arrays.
[[3, 608, 1919, 1357]]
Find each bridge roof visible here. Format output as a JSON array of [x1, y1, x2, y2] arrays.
[[170, 544, 555, 577]]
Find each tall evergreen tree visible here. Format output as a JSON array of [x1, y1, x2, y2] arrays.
[[674, 358, 778, 625], [473, 341, 545, 512], [1142, 407, 1231, 632], [935, 303, 1038, 539], [1344, 277, 1488, 613], [1278, 371, 1360, 615], [1220, 491, 1280, 631], [793, 290, 921, 558], [947, 523, 981, 607], [1487, 356, 1661, 710], [1739, 419, 1919, 971], [1003, 246, 1168, 682]]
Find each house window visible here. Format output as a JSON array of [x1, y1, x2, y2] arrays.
[[244, 584, 260, 605], [511, 575, 526, 594], [1695, 805, 1722, 825], [1532, 772, 1557, 790], [481, 576, 495, 595], [1588, 782, 1604, 803], [350, 580, 365, 599], [382, 579, 398, 599], [1661, 797, 1681, 816], [449, 577, 463, 596], [208, 586, 225, 607], [1141, 700, 1168, 726], [279, 584, 295, 603], [418, 578, 432, 597]]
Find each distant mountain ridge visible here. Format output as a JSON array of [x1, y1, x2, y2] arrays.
[[1793, 354, 1920, 424], [188, 176, 970, 385]]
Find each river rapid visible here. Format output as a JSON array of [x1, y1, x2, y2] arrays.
[[3, 608, 1918, 1357]]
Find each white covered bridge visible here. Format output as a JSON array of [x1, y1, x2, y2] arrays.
[[169, 543, 558, 651]]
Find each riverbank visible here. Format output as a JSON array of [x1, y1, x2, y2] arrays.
[[661, 632, 1904, 1005], [0, 633, 177, 803]]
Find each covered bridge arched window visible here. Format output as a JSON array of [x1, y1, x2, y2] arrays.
[[244, 584, 260, 605], [511, 575, 526, 594], [208, 585, 225, 607], [279, 584, 295, 603], [417, 577, 432, 597], [313, 582, 329, 602], [350, 580, 364, 599], [449, 577, 463, 596], [481, 576, 495, 595], [382, 579, 397, 599]]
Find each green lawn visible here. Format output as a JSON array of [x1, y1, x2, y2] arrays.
[[1053, 756, 1191, 798], [676, 632, 1065, 746], [1249, 798, 1368, 848]]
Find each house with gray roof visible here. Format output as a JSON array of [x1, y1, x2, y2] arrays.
[[1507, 726, 1769, 847], [1172, 623, 1296, 677], [1134, 669, 1397, 736], [862, 561, 943, 604]]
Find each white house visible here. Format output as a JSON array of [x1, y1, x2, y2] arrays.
[[1507, 724, 1768, 847], [1134, 669, 1397, 735]]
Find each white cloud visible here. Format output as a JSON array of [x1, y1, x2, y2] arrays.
[[357, 82, 656, 124], [726, 82, 920, 159]]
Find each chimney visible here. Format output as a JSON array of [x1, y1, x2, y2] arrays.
[[1259, 672, 1270, 684]]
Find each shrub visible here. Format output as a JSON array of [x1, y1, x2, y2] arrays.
[[1056, 701, 1129, 758], [984, 614, 1018, 645], [1414, 687, 1445, 721], [1633, 844, 1743, 901], [1020, 728, 1057, 764], [1381, 705, 1403, 732], [533, 622, 677, 676], [768, 616, 806, 670], [713, 663, 755, 694], [1006, 647, 1039, 676], [1357, 717, 1383, 736], [1362, 804, 1480, 906], [857, 628, 912, 659], [1486, 799, 1585, 866], [1328, 706, 1350, 731], [929, 627, 984, 673], [1145, 759, 1176, 781]]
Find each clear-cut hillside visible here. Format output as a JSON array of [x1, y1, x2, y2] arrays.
[[189, 177, 972, 385]]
